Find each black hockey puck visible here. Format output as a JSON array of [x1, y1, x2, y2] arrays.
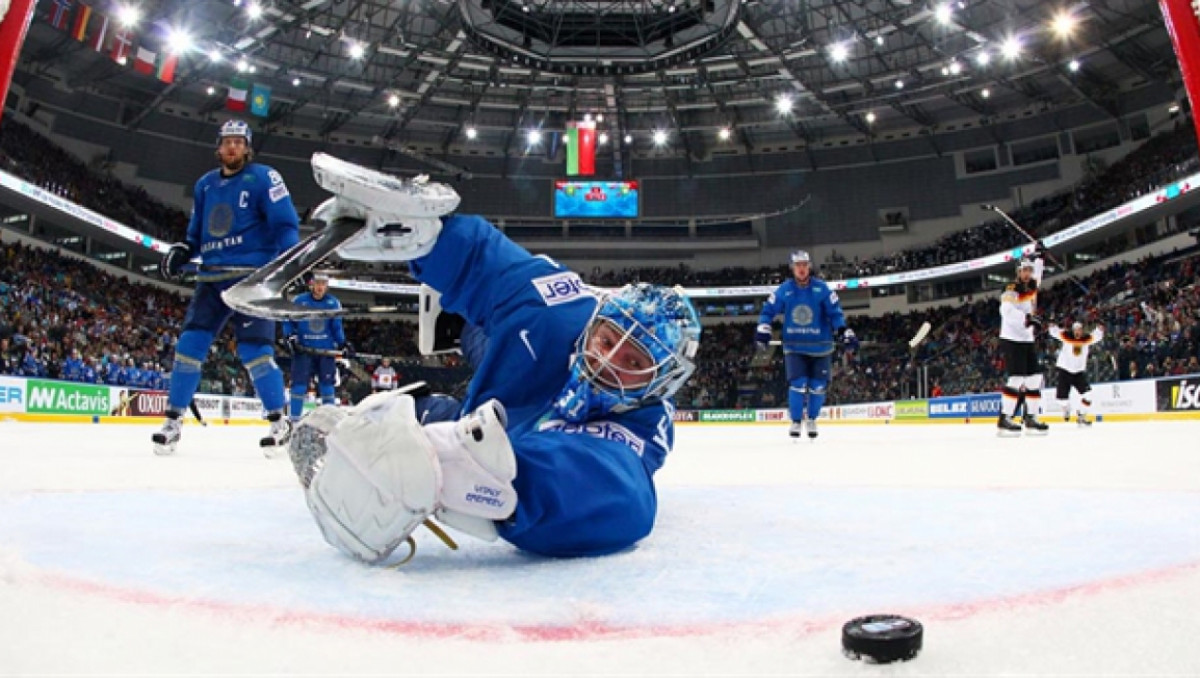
[[841, 614, 923, 663]]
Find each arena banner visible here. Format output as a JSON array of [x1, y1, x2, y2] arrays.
[[0, 375, 26, 413], [756, 409, 789, 423], [928, 396, 973, 419], [107, 389, 170, 418], [968, 393, 1003, 417], [823, 401, 894, 421], [227, 396, 267, 420], [1156, 375, 1200, 412], [672, 409, 698, 423], [1039, 379, 1158, 416], [894, 399, 929, 421], [193, 394, 225, 421], [698, 409, 756, 423], [24, 379, 110, 416]]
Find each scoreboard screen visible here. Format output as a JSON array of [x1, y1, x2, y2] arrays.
[[553, 180, 640, 219]]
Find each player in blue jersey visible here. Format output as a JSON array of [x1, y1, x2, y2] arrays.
[[279, 154, 702, 564], [61, 349, 85, 382], [281, 272, 348, 422], [153, 119, 300, 456], [755, 250, 849, 440]]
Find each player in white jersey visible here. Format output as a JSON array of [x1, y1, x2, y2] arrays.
[[372, 358, 398, 392], [1048, 321, 1104, 425], [997, 256, 1049, 435]]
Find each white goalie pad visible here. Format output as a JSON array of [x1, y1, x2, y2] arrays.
[[310, 153, 461, 263], [304, 393, 442, 564]]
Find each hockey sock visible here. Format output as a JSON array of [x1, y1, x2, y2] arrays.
[[239, 343, 287, 412], [318, 383, 336, 405], [806, 382, 827, 420], [289, 386, 307, 420], [788, 384, 807, 422], [168, 330, 214, 411]]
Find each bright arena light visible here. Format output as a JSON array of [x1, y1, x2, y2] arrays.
[[774, 94, 793, 114], [348, 42, 366, 59], [236, 59, 249, 73], [865, 111, 877, 124], [624, 134, 633, 144], [1052, 11, 1077, 39], [208, 49, 222, 63], [718, 127, 731, 141], [949, 60, 962, 75], [246, 2, 263, 20], [976, 50, 991, 66], [1068, 59, 1081, 72], [830, 42, 849, 63], [466, 126, 478, 140], [206, 86, 216, 96], [1001, 36, 1022, 60], [652, 130, 668, 145], [527, 129, 542, 144], [165, 29, 193, 55], [934, 3, 953, 25], [598, 132, 609, 145], [116, 4, 140, 27], [387, 94, 401, 107], [981, 88, 990, 98], [292, 77, 301, 87], [894, 79, 904, 89]]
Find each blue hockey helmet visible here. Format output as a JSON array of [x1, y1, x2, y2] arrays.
[[555, 283, 701, 422], [217, 119, 252, 144], [790, 250, 811, 265]]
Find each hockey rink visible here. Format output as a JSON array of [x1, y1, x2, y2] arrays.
[[1, 419, 1199, 676]]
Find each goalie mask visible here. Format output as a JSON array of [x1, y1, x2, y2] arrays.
[[554, 284, 701, 423]]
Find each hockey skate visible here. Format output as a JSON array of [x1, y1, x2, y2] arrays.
[[261, 411, 294, 456], [1023, 414, 1049, 435], [789, 420, 803, 439], [1076, 413, 1093, 427], [996, 414, 1023, 437], [152, 412, 182, 456], [805, 417, 819, 440]]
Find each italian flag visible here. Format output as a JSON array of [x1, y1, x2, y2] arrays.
[[565, 120, 596, 176], [227, 78, 249, 112]]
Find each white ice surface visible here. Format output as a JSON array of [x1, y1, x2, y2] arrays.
[[1, 419, 1199, 676]]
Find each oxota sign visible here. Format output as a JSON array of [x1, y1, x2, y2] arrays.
[[25, 380, 111, 415]]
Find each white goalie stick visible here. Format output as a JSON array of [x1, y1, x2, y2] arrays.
[[222, 217, 368, 320]]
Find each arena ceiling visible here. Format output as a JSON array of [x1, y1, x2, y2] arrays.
[[18, 0, 1181, 169]]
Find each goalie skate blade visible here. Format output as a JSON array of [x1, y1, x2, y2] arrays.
[[842, 614, 922, 664], [222, 217, 366, 320]]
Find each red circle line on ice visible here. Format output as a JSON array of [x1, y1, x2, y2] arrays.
[[34, 560, 1200, 642]]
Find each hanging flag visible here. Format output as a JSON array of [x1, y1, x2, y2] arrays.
[[110, 29, 132, 64], [134, 46, 157, 75], [88, 15, 110, 52], [70, 3, 92, 41], [48, 0, 74, 31], [565, 120, 597, 176], [249, 83, 272, 117], [227, 78, 250, 112], [156, 52, 178, 84]]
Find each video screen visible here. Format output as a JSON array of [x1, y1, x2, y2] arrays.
[[553, 180, 640, 219]]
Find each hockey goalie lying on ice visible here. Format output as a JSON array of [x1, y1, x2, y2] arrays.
[[224, 153, 702, 564]]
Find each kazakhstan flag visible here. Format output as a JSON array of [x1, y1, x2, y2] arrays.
[[250, 84, 272, 117]]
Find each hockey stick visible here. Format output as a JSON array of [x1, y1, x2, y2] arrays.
[[980, 204, 1090, 295], [222, 217, 368, 320], [766, 321, 931, 350], [291, 344, 408, 363]]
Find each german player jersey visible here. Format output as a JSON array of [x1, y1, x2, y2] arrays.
[[1050, 326, 1104, 373], [998, 258, 1044, 343]]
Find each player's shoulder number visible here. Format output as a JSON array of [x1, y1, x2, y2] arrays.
[[266, 168, 290, 203]]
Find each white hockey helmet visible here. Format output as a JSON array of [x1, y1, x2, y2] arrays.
[[790, 250, 811, 265], [1071, 321, 1083, 332], [1017, 257, 1036, 272], [218, 119, 252, 144]]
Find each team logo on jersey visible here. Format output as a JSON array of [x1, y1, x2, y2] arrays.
[[207, 203, 234, 238], [791, 305, 814, 326], [306, 318, 324, 332], [533, 271, 589, 306], [1072, 345, 1082, 356]]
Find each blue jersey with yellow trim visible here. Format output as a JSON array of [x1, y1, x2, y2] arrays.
[[758, 277, 846, 356], [282, 293, 346, 351]]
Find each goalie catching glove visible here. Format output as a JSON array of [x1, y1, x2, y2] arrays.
[[290, 388, 517, 564]]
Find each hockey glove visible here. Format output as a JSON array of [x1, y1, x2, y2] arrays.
[[159, 242, 193, 281], [286, 335, 301, 355], [341, 342, 356, 359], [754, 323, 772, 350], [1024, 313, 1044, 331]]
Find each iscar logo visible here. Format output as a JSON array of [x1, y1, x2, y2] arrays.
[[1169, 380, 1200, 410]]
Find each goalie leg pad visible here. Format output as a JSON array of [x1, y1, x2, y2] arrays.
[[304, 393, 441, 564]]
